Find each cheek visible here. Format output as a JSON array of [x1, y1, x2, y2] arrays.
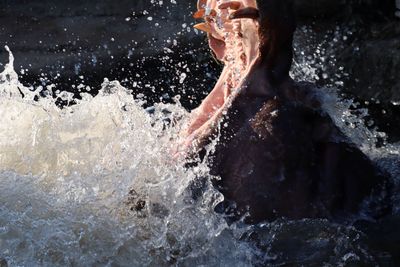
[[241, 20, 261, 58], [208, 35, 226, 60]]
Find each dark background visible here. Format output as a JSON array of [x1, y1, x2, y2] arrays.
[[0, 0, 399, 141]]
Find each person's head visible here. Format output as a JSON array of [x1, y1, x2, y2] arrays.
[[194, 0, 295, 83], [194, 0, 259, 63]]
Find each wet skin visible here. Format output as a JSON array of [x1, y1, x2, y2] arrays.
[[181, 0, 391, 223]]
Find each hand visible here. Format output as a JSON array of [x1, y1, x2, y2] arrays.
[[172, 132, 202, 161]]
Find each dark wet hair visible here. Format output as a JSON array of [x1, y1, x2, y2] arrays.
[[256, 0, 296, 84]]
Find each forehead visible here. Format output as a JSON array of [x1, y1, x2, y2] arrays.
[[197, 0, 257, 9], [242, 0, 258, 8]]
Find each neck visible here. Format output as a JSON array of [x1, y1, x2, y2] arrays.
[[257, 0, 296, 85]]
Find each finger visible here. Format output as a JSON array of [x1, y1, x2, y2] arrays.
[[193, 8, 217, 19], [229, 7, 259, 20], [194, 23, 212, 33], [197, 0, 207, 10], [218, 1, 242, 10], [193, 9, 205, 19], [206, 9, 217, 17]]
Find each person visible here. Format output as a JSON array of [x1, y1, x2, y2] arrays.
[[177, 0, 268, 156], [179, 0, 391, 223]]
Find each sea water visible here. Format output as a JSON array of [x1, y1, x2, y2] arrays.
[[0, 36, 399, 267]]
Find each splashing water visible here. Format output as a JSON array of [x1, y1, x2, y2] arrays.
[[0, 47, 255, 266], [0, 43, 399, 267]]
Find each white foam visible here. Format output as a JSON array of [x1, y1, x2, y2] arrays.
[[0, 47, 257, 266], [0, 36, 398, 265]]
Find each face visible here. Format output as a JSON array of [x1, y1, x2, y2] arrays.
[[194, 0, 260, 65]]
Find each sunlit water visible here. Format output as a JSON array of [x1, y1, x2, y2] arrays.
[[0, 40, 399, 267]]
